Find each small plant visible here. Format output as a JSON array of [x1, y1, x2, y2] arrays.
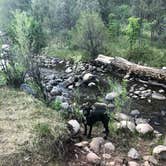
[[35, 123, 50, 137], [50, 99, 62, 112]]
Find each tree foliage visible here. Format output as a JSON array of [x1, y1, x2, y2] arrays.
[[71, 12, 108, 58]]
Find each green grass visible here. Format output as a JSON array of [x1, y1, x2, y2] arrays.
[[0, 87, 67, 165]]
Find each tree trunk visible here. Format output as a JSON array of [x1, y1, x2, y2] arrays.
[[95, 55, 166, 84]]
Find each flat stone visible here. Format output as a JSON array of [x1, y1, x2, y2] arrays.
[[128, 161, 139, 166], [152, 92, 166, 100], [75, 141, 89, 148]]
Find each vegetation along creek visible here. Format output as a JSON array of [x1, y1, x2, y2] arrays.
[[0, 0, 166, 166]]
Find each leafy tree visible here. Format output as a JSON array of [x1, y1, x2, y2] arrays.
[[126, 17, 141, 50], [108, 13, 120, 39], [71, 12, 108, 58]]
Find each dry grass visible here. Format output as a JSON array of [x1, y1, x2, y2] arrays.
[[0, 87, 67, 165]]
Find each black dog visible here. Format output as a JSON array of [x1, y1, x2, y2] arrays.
[[82, 103, 112, 139]]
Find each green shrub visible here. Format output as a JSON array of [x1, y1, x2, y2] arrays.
[[71, 11, 108, 58]]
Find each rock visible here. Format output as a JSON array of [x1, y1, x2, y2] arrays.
[[135, 118, 149, 125], [50, 86, 62, 96], [162, 67, 166, 70], [61, 102, 69, 110], [75, 141, 89, 148], [83, 73, 94, 82], [90, 137, 104, 153], [128, 161, 139, 166], [115, 113, 131, 121], [105, 92, 118, 101], [65, 67, 72, 73], [136, 123, 153, 135], [88, 82, 96, 87], [104, 142, 115, 153], [20, 84, 36, 96], [94, 102, 107, 110], [143, 161, 151, 166], [152, 92, 166, 100], [56, 96, 67, 102], [2, 44, 10, 51], [102, 154, 112, 159], [128, 148, 140, 160], [130, 110, 140, 117], [159, 89, 165, 93], [86, 152, 100, 164], [143, 155, 158, 165], [68, 120, 80, 135], [153, 145, 166, 160], [117, 120, 136, 132]]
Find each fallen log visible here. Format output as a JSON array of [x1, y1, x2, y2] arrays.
[[95, 54, 166, 84]]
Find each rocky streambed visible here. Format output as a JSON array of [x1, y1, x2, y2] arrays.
[[36, 56, 166, 165]]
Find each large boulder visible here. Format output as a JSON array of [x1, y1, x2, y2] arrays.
[[128, 148, 140, 160], [90, 137, 104, 153], [86, 152, 100, 164], [136, 123, 153, 135], [153, 145, 166, 160]]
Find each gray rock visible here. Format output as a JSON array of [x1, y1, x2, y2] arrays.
[[90, 137, 104, 153], [68, 120, 80, 135], [103, 142, 115, 153], [143, 155, 158, 165], [65, 67, 73, 73], [105, 92, 118, 101], [152, 92, 166, 100], [83, 73, 94, 82], [20, 84, 36, 96], [50, 86, 62, 96], [128, 148, 140, 160], [61, 102, 69, 110], [117, 120, 136, 132], [86, 152, 100, 164], [128, 161, 139, 166], [75, 141, 89, 148], [136, 123, 153, 135], [130, 110, 140, 117], [135, 118, 149, 125], [115, 113, 131, 121], [153, 145, 166, 160], [88, 82, 96, 87]]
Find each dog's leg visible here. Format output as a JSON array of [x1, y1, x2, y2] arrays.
[[103, 120, 109, 139], [87, 125, 93, 139], [84, 123, 87, 136]]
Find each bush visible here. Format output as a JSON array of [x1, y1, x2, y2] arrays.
[[71, 11, 108, 58]]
